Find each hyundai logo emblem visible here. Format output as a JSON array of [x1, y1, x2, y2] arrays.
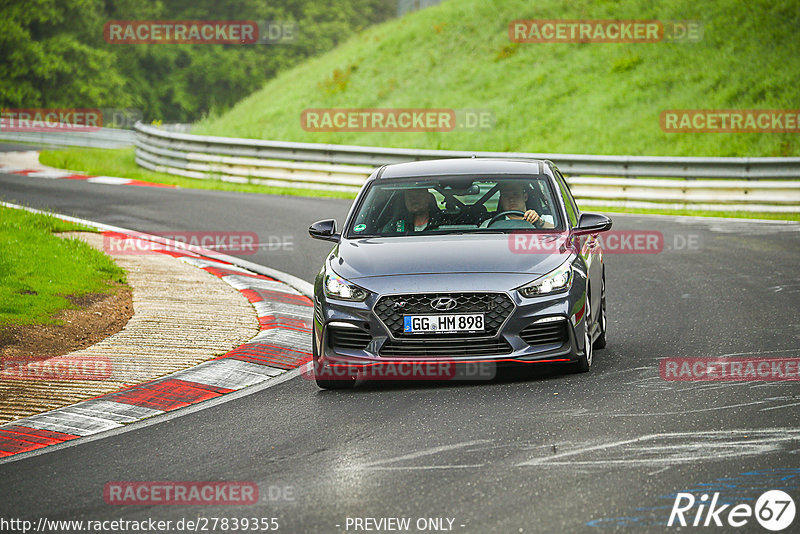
[[430, 297, 458, 311]]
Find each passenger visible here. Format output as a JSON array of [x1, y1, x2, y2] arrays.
[[383, 188, 440, 233]]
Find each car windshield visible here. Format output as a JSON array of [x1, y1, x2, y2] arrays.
[[346, 175, 563, 238]]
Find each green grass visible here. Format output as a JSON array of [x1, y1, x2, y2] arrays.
[[0, 206, 127, 326], [32, 0, 800, 216], [194, 0, 799, 157], [585, 205, 800, 222], [37, 147, 357, 199]]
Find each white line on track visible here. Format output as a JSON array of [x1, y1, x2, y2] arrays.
[[516, 428, 800, 467], [341, 440, 491, 471], [759, 402, 800, 411], [717, 347, 800, 357]]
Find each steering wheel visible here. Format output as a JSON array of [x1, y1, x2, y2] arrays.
[[487, 210, 527, 227]]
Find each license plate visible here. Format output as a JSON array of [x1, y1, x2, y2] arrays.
[[403, 314, 485, 334]]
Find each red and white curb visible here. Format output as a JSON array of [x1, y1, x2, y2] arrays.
[[0, 162, 175, 188], [0, 210, 312, 459]]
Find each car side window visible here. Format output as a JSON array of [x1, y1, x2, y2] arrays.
[[553, 169, 579, 227], [559, 171, 581, 220]]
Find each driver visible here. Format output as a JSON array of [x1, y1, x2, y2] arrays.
[[382, 188, 441, 233], [493, 182, 554, 229]]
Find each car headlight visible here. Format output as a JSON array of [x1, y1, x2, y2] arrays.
[[519, 263, 572, 297], [324, 267, 369, 302]]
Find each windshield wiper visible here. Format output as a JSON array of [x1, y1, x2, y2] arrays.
[[435, 229, 505, 235]]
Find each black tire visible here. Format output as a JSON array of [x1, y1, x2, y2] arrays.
[[593, 275, 607, 350], [313, 330, 356, 389], [573, 294, 593, 373]]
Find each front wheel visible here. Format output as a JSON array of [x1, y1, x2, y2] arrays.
[[573, 295, 593, 373], [593, 276, 607, 349]]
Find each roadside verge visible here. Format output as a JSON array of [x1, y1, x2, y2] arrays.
[[0, 204, 314, 461], [0, 231, 258, 424]]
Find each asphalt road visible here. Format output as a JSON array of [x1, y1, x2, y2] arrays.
[[0, 169, 344, 282], [1, 168, 799, 533]]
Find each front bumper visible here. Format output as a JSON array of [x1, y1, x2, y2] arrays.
[[313, 284, 589, 373]]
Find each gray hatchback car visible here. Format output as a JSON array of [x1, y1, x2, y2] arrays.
[[308, 158, 612, 389]]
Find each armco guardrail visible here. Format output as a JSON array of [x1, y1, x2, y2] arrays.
[[134, 122, 800, 212], [0, 126, 134, 149]]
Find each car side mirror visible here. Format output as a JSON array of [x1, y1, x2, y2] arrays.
[[573, 212, 612, 236], [309, 219, 340, 242]]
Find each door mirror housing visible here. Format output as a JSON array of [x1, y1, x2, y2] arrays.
[[309, 219, 340, 242], [573, 212, 612, 236]]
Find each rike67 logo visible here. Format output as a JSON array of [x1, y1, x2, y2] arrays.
[[668, 490, 796, 531]]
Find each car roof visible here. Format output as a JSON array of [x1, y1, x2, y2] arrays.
[[377, 158, 547, 179]]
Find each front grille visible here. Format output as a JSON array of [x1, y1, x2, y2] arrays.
[[374, 292, 514, 338], [519, 320, 569, 347], [328, 326, 372, 350], [380, 337, 512, 357]]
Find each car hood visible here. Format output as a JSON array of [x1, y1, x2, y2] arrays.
[[330, 234, 571, 282]]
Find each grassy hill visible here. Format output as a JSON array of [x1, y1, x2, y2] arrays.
[[194, 0, 799, 157]]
